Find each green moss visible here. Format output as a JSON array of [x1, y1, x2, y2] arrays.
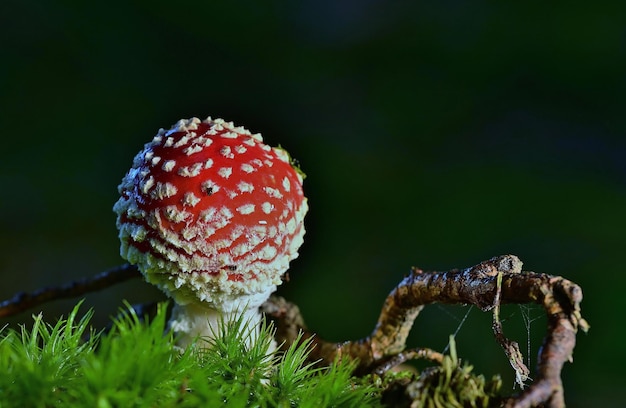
[[371, 336, 503, 408], [0, 302, 378, 407]]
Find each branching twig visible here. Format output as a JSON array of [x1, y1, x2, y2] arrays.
[[263, 255, 588, 408], [0, 264, 141, 318]]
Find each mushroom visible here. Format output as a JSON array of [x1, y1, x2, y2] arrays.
[[113, 117, 308, 348]]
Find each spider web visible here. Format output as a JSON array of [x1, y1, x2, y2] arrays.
[[433, 303, 545, 387], [518, 303, 544, 370], [441, 305, 473, 355]]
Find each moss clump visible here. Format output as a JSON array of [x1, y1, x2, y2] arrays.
[[374, 336, 503, 408], [0, 302, 378, 407]]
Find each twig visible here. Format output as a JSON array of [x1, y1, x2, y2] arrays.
[[371, 347, 444, 376], [492, 271, 531, 388], [0, 264, 141, 318]]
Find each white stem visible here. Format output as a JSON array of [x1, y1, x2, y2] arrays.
[[168, 302, 264, 349]]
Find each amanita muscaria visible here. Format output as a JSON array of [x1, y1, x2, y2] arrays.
[[113, 117, 308, 347]]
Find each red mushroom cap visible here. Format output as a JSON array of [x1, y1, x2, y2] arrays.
[[113, 117, 307, 311]]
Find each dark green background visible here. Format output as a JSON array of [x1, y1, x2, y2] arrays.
[[1, 1, 624, 406]]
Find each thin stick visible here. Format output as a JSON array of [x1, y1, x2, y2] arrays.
[[372, 347, 445, 376], [0, 264, 141, 318], [492, 270, 530, 388]]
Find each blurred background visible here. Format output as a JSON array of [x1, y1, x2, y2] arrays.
[[1, 1, 624, 406]]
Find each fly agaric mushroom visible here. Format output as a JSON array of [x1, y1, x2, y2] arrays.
[[113, 117, 307, 348]]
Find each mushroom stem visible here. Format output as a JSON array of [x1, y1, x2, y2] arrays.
[[169, 302, 264, 349]]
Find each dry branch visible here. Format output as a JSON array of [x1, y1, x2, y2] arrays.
[[263, 255, 588, 408]]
